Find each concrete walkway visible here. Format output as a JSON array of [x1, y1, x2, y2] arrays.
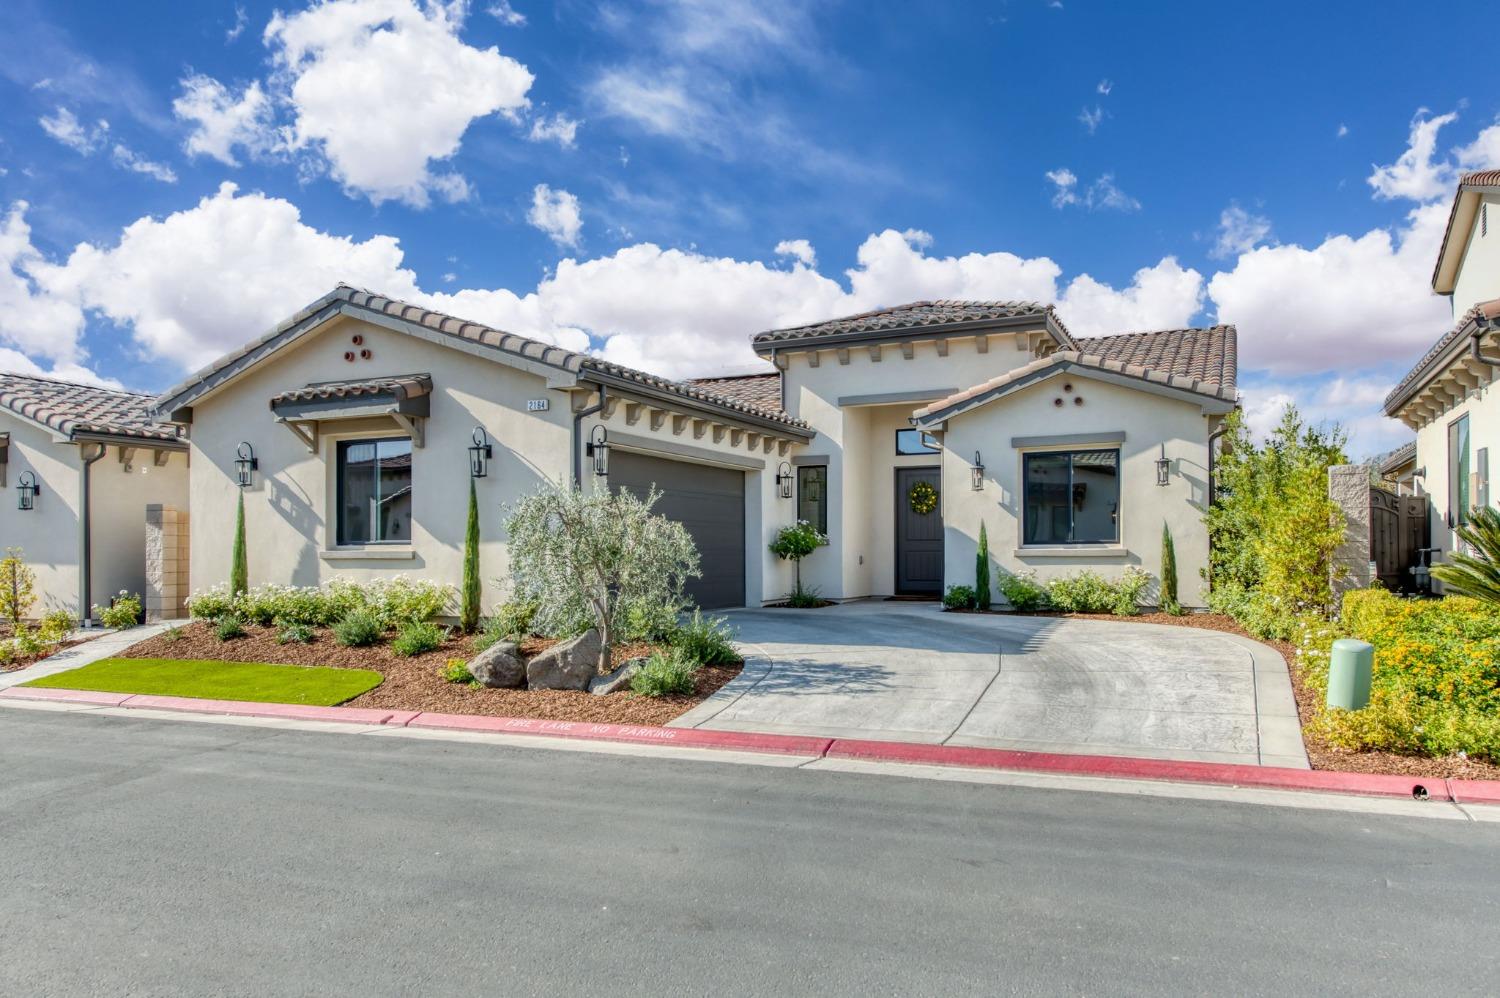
[[673, 601, 1308, 768], [0, 622, 172, 690]]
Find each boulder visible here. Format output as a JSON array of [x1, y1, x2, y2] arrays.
[[467, 640, 525, 688], [589, 658, 644, 696], [526, 628, 602, 691]]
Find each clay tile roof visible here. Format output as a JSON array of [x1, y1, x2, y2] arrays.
[[0, 371, 184, 443], [1460, 169, 1500, 187], [1073, 325, 1237, 394], [1383, 297, 1500, 414], [913, 325, 1239, 423], [1378, 441, 1417, 477], [686, 372, 784, 417], [269, 374, 433, 407], [752, 300, 1070, 347]]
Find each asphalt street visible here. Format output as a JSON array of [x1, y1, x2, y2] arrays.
[[3, 708, 1497, 996]]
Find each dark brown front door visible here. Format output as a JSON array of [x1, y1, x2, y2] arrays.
[[895, 466, 943, 596]]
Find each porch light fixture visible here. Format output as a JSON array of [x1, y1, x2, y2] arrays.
[[971, 452, 984, 491], [16, 470, 38, 510], [775, 461, 794, 500], [235, 441, 258, 488], [468, 426, 492, 479], [1155, 444, 1170, 487], [586, 425, 609, 477]]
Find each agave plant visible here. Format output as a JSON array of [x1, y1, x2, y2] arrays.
[[1432, 506, 1500, 604]]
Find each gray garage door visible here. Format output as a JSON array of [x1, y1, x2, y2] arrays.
[[610, 451, 746, 610]]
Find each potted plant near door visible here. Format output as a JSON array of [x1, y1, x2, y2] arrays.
[[769, 520, 830, 608]]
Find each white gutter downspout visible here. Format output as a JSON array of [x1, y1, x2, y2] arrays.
[[78, 442, 107, 626]]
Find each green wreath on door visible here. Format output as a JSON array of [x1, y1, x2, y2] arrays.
[[908, 480, 938, 515]]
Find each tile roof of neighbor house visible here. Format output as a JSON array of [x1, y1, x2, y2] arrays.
[[686, 372, 784, 415], [152, 286, 812, 437], [912, 325, 1239, 423], [0, 372, 185, 444], [1432, 170, 1500, 289], [268, 374, 433, 407], [752, 300, 1075, 349], [1378, 441, 1418, 477], [1382, 297, 1500, 414]]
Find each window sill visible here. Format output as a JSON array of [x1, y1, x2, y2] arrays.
[[319, 547, 416, 561], [1013, 545, 1127, 558]]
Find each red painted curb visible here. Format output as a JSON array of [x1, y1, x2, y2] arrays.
[[0, 687, 134, 707], [407, 710, 833, 757], [824, 739, 1455, 801], [6, 685, 1498, 803]]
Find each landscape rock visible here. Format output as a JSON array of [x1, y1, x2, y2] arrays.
[[467, 640, 525, 688], [526, 628, 602, 690], [589, 658, 644, 696]]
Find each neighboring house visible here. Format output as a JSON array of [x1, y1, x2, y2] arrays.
[[1383, 171, 1500, 562], [1377, 441, 1420, 496], [151, 286, 1236, 611], [0, 373, 190, 622]]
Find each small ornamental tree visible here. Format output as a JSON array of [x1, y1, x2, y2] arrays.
[[505, 485, 699, 673], [230, 491, 249, 597], [1160, 521, 1180, 615], [974, 523, 992, 609], [0, 547, 36, 625], [769, 520, 829, 600], [460, 478, 481, 633]]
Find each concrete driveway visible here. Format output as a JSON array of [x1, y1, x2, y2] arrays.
[[672, 601, 1308, 768]]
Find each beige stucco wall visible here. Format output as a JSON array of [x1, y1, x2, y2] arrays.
[[779, 328, 1048, 599], [1414, 379, 1498, 579], [0, 413, 188, 617], [184, 314, 575, 610], [936, 371, 1214, 608], [1452, 192, 1500, 318]]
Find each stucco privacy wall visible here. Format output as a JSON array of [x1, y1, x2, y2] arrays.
[[937, 372, 1214, 608], [780, 328, 1045, 599], [0, 413, 189, 616], [183, 315, 575, 608], [1453, 192, 1500, 318]]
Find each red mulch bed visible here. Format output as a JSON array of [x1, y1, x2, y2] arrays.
[[950, 607, 1500, 780], [115, 622, 740, 726]]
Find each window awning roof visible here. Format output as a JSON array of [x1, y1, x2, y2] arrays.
[[269, 374, 432, 450]]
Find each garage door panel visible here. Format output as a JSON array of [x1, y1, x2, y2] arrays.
[[610, 451, 746, 610]]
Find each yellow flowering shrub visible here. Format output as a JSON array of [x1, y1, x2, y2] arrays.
[[1297, 589, 1500, 760]]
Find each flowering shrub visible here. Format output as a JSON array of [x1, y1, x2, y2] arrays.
[[769, 520, 829, 601], [1047, 568, 1148, 616], [943, 585, 978, 610], [998, 571, 1048, 612], [1297, 589, 1500, 761], [186, 578, 454, 629], [95, 592, 142, 629]]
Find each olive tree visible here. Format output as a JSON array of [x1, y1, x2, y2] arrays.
[[504, 485, 700, 673]]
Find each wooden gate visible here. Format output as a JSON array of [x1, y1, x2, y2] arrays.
[[1370, 489, 1430, 593]]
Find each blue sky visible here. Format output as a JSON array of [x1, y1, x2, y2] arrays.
[[2, 0, 1497, 457]]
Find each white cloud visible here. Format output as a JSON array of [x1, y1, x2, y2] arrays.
[[265, 0, 534, 206], [527, 184, 583, 246], [109, 144, 178, 184], [39, 107, 108, 154], [0, 201, 86, 363], [1207, 201, 1451, 376], [226, 4, 249, 42], [589, 68, 712, 145], [487, 2, 526, 26], [774, 239, 816, 268], [1336, 123, 1349, 138], [173, 75, 276, 166], [1096, 79, 1113, 96], [442, 271, 457, 283], [1078, 105, 1104, 134], [527, 112, 580, 148], [1211, 204, 1273, 259], [1457, 118, 1500, 171], [1368, 110, 1458, 202], [1045, 168, 1079, 208]]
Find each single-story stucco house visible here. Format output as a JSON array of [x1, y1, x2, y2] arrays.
[[1383, 170, 1500, 570], [0, 373, 189, 622], [146, 285, 1237, 613]]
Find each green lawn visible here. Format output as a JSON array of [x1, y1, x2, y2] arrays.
[[22, 658, 382, 706]]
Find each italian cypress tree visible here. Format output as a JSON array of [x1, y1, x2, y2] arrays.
[[1161, 520, 1180, 614], [975, 522, 991, 610], [230, 491, 248, 597], [460, 477, 481, 633]]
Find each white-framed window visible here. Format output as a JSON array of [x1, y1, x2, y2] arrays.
[[1022, 448, 1120, 545], [335, 436, 412, 544]]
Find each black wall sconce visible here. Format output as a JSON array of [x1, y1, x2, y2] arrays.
[[971, 451, 985, 491], [16, 470, 39, 510], [235, 441, 258, 488], [586, 425, 609, 477], [1156, 444, 1170, 487], [468, 426, 492, 478], [775, 461, 794, 499]]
